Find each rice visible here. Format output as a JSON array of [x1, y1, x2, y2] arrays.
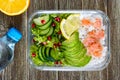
[[78, 14, 107, 67]]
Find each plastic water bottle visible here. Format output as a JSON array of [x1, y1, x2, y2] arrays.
[[0, 27, 22, 72]]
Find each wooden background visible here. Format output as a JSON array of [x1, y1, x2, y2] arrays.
[[0, 0, 120, 80]]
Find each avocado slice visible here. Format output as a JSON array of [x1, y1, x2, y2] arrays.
[[65, 48, 86, 60], [62, 41, 81, 52], [62, 32, 79, 44], [61, 39, 80, 48], [61, 41, 84, 56], [77, 55, 92, 66], [65, 55, 91, 67], [61, 32, 80, 48]]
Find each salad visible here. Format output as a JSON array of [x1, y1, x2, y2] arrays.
[[30, 13, 106, 67]]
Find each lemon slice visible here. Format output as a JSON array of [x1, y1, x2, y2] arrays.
[[60, 14, 80, 39]]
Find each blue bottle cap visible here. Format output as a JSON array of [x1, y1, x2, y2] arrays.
[[7, 27, 22, 42]]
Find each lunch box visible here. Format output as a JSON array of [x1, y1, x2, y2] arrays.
[[27, 10, 110, 71]]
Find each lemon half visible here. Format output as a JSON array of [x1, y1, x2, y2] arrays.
[[60, 14, 81, 39]]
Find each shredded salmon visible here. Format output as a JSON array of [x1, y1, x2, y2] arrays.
[[81, 18, 91, 26], [83, 37, 97, 47], [87, 30, 105, 39], [87, 42, 103, 57], [87, 30, 97, 38], [82, 17, 104, 57], [84, 36, 103, 57], [92, 18, 102, 29], [92, 51, 102, 57], [88, 42, 103, 53], [96, 30, 105, 39], [84, 30, 104, 57]]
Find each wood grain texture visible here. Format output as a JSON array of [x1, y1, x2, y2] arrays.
[[0, 0, 119, 80], [107, 0, 120, 80]]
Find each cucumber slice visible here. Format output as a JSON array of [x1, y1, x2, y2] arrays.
[[38, 19, 52, 30], [39, 27, 50, 36], [38, 47, 46, 62], [45, 47, 51, 59], [41, 46, 48, 61], [45, 47, 54, 61], [33, 15, 50, 26], [48, 48, 55, 61], [50, 14, 58, 18], [40, 47, 55, 62], [46, 27, 54, 36]]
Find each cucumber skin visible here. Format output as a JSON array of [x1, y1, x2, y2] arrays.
[[38, 19, 52, 30], [46, 27, 54, 37], [38, 47, 46, 62], [33, 15, 50, 26], [39, 27, 50, 36], [45, 47, 55, 62], [41, 46, 49, 61], [45, 47, 51, 60]]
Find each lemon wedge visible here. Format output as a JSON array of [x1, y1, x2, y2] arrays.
[[60, 14, 81, 39]]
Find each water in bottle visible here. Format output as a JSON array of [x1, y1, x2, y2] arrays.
[[0, 27, 22, 72]]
